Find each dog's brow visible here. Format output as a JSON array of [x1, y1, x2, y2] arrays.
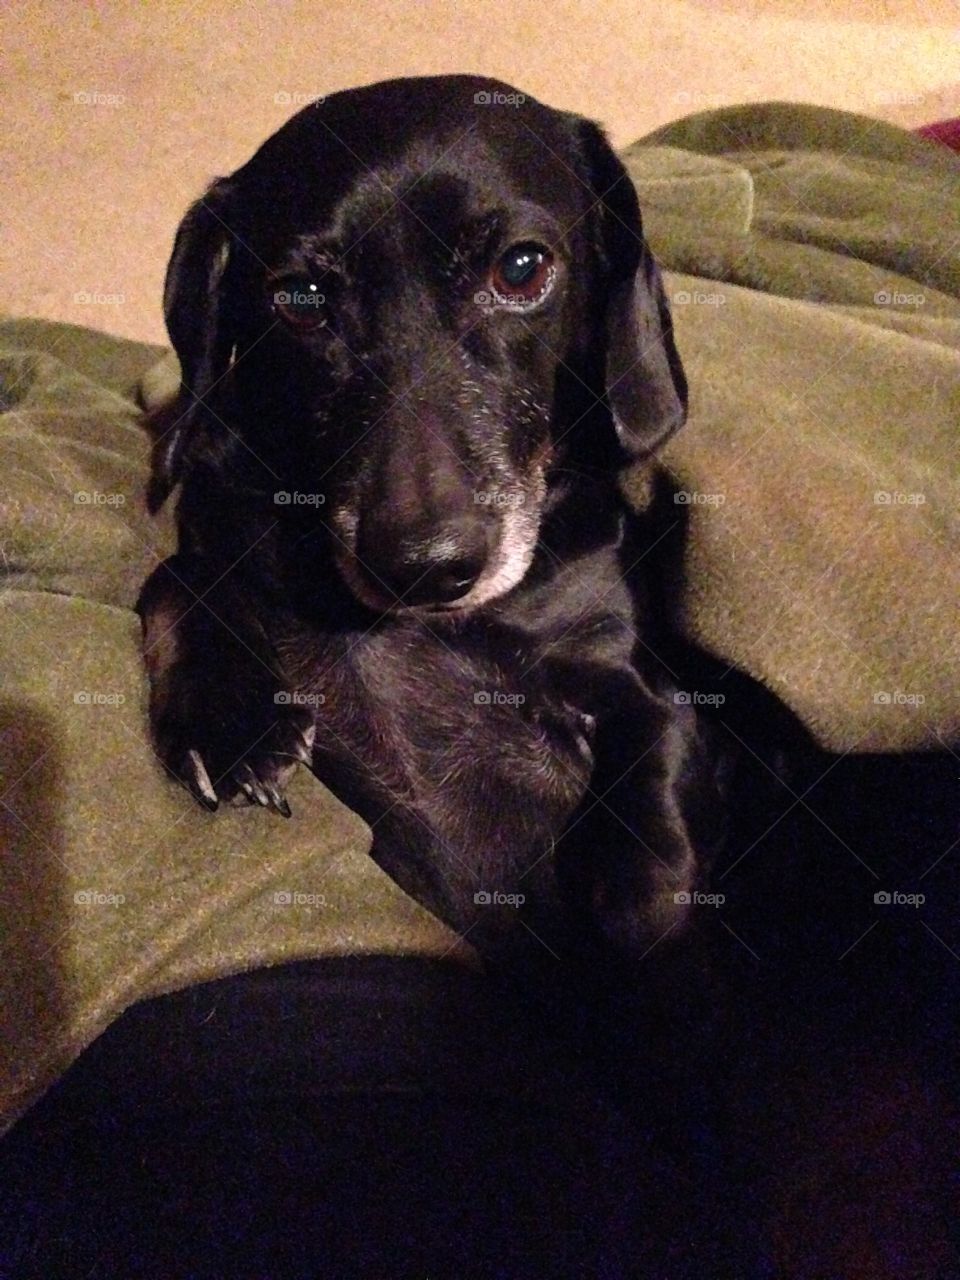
[[455, 210, 503, 258], [288, 238, 341, 273], [304, 241, 340, 266]]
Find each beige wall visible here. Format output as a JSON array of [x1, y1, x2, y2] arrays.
[[3, 0, 958, 343]]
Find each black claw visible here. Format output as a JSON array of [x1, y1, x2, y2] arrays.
[[261, 780, 292, 818], [190, 784, 219, 812], [183, 749, 220, 810], [237, 764, 270, 806]]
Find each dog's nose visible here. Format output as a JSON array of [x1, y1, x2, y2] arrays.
[[365, 519, 489, 606]]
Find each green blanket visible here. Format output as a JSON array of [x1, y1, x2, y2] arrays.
[[1, 105, 958, 1129], [0, 323, 475, 1131], [624, 104, 960, 755]]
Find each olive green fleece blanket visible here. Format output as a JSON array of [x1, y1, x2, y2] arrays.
[[1, 104, 958, 1129]]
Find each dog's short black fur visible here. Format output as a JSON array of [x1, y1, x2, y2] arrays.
[[138, 74, 727, 973]]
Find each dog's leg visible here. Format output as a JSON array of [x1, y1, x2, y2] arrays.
[[555, 685, 734, 1164], [136, 556, 315, 813], [559, 684, 727, 958]]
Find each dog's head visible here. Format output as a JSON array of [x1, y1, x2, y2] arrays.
[[152, 74, 686, 613]]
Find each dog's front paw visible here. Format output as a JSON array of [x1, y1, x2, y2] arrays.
[[139, 558, 318, 816], [588, 853, 700, 955], [153, 685, 316, 816], [180, 707, 315, 815]]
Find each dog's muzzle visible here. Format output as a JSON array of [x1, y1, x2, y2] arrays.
[[356, 515, 491, 608]]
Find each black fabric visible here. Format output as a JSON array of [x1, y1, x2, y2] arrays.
[[0, 956, 696, 1280], [1, 734, 958, 1279]]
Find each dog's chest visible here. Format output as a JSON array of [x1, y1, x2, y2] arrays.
[[278, 615, 596, 834]]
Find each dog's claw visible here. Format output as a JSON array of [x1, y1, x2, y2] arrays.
[[191, 786, 220, 813], [184, 749, 219, 811], [260, 775, 293, 815], [234, 763, 293, 816], [235, 763, 270, 807], [291, 722, 316, 765], [160, 694, 312, 815]]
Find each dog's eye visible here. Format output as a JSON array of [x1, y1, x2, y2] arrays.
[[269, 280, 327, 331], [488, 243, 555, 308]]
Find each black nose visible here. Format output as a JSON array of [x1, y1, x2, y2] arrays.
[[361, 518, 489, 606]]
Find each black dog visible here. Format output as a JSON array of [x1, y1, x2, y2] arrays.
[[138, 74, 725, 971]]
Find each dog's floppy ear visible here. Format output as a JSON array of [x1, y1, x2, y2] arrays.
[[578, 122, 687, 458], [147, 178, 236, 513]]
